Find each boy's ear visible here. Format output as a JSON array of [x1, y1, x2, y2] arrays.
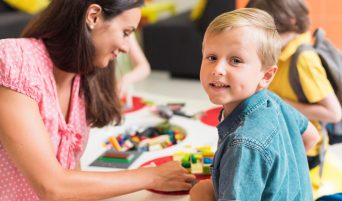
[[290, 17, 296, 26], [259, 65, 278, 89], [86, 4, 102, 30]]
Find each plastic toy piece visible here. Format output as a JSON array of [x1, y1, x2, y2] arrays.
[[156, 105, 173, 119], [172, 147, 214, 175], [109, 136, 122, 151], [103, 151, 132, 159], [191, 163, 203, 174], [99, 156, 133, 163], [91, 150, 142, 169], [203, 164, 211, 174], [100, 150, 135, 163], [167, 103, 185, 112]]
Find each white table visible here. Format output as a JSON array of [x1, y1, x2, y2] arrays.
[[80, 93, 218, 201], [80, 92, 342, 200]]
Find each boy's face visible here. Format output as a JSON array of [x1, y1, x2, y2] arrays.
[[201, 27, 271, 114]]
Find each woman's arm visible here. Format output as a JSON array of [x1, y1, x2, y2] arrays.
[[286, 92, 342, 123], [0, 86, 194, 201]]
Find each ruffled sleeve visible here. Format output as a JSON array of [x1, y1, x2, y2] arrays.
[[0, 39, 41, 102]]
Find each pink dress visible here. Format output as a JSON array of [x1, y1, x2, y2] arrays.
[[0, 38, 90, 200]]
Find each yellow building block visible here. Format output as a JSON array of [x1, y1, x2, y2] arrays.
[[191, 162, 203, 174], [109, 136, 122, 152], [172, 152, 188, 162]]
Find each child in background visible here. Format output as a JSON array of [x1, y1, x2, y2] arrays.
[[116, 34, 151, 98], [190, 8, 320, 201], [246, 0, 342, 193]]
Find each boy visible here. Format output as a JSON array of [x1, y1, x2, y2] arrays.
[[190, 8, 319, 201]]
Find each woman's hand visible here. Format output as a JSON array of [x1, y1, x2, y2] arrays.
[[190, 179, 216, 201], [149, 161, 196, 192]]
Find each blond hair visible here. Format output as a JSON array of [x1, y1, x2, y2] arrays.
[[204, 8, 281, 68]]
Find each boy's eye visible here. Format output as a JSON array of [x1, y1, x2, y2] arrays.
[[207, 55, 217, 62], [231, 57, 242, 65]]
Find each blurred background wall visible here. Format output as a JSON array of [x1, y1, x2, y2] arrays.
[[237, 0, 342, 49]]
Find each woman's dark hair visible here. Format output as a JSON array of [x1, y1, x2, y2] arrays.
[[246, 0, 310, 34], [22, 0, 144, 127]]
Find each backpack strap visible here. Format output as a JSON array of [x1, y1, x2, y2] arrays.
[[289, 44, 328, 181], [319, 124, 327, 181], [313, 28, 325, 46], [289, 44, 315, 103]]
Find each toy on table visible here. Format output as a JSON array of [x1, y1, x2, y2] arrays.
[[103, 121, 187, 152], [155, 105, 174, 119], [167, 103, 195, 118], [92, 121, 187, 169], [121, 92, 133, 110], [140, 146, 215, 195], [90, 149, 143, 169], [121, 96, 147, 113], [153, 103, 194, 119], [172, 146, 214, 175]]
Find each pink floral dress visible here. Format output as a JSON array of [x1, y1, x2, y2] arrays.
[[0, 38, 90, 200]]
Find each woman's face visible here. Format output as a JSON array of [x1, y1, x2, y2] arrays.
[[90, 7, 141, 68]]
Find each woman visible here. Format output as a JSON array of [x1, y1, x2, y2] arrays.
[[0, 0, 195, 200]]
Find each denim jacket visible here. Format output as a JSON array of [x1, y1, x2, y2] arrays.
[[212, 90, 313, 201]]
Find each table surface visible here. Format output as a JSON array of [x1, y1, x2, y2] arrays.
[[80, 92, 342, 200], [80, 92, 218, 201]]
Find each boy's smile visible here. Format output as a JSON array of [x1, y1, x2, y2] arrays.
[[209, 80, 230, 90], [200, 26, 267, 116]]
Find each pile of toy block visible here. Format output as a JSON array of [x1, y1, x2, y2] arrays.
[[103, 121, 186, 152], [172, 146, 214, 175]]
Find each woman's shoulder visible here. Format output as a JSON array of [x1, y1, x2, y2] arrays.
[[0, 37, 43, 48], [0, 38, 46, 102], [1, 37, 47, 66], [0, 38, 47, 62]]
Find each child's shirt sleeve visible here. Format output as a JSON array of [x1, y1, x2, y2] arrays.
[[297, 51, 334, 103], [269, 91, 309, 135], [0, 39, 41, 102], [282, 100, 309, 134], [215, 144, 271, 200]]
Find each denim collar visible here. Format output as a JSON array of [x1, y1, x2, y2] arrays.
[[217, 89, 268, 140]]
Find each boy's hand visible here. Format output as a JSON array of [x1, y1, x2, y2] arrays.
[[190, 179, 216, 201], [150, 161, 196, 192]]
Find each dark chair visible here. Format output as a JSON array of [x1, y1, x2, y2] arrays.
[[0, 1, 32, 39], [142, 0, 236, 79]]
